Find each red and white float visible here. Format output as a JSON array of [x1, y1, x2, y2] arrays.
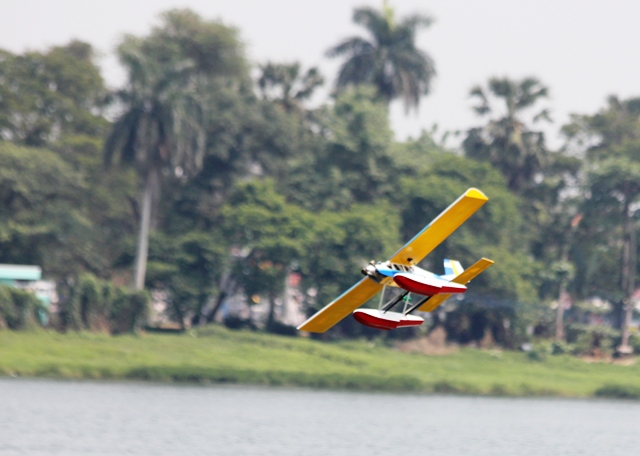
[[393, 273, 467, 296], [352, 309, 424, 330]]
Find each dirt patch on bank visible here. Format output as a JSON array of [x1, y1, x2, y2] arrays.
[[396, 326, 457, 355]]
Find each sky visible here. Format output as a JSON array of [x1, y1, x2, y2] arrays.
[[1, 0, 639, 148]]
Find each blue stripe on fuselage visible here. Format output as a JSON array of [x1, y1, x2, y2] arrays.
[[376, 265, 443, 280]]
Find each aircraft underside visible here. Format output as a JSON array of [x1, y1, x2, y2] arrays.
[[351, 280, 438, 330], [354, 263, 469, 330]]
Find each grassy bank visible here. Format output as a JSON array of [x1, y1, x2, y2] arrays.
[[1, 327, 639, 398]]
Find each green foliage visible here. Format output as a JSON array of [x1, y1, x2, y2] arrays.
[[629, 332, 640, 353], [565, 324, 620, 356], [258, 62, 323, 115], [464, 77, 551, 193], [286, 86, 394, 210], [77, 274, 111, 330], [57, 136, 137, 274], [3, 328, 640, 398], [0, 286, 12, 328], [0, 41, 107, 146], [58, 275, 149, 334], [388, 131, 448, 176], [221, 179, 314, 327], [563, 95, 640, 157], [396, 154, 537, 300], [327, 2, 436, 112], [595, 384, 640, 399], [160, 80, 308, 234], [105, 8, 252, 289], [551, 341, 572, 355], [4, 7, 640, 351], [526, 344, 548, 362], [109, 288, 150, 334], [443, 303, 517, 348], [0, 285, 43, 330], [0, 141, 99, 277], [144, 231, 228, 326], [302, 203, 401, 314], [562, 96, 640, 303], [105, 8, 249, 176]]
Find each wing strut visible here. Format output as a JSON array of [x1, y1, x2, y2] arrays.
[[405, 295, 432, 315], [381, 290, 410, 313]]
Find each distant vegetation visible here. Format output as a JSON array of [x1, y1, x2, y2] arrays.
[[0, 5, 639, 356]]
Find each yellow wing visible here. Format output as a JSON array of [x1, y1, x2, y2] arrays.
[[390, 188, 488, 266], [297, 278, 382, 333], [418, 258, 494, 312], [298, 189, 488, 333]]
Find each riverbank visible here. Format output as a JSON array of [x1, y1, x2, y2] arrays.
[[1, 327, 639, 398]]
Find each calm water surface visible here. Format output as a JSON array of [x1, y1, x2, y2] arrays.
[[1, 378, 639, 455]]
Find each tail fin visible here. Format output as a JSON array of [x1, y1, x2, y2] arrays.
[[419, 258, 494, 312], [443, 259, 464, 278]]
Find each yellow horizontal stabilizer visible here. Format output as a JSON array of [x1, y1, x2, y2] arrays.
[[418, 258, 494, 312], [297, 278, 383, 333], [390, 188, 488, 266]]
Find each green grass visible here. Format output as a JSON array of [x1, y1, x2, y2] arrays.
[[1, 327, 640, 398]]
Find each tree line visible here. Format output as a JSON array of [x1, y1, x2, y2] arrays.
[[0, 6, 639, 355]]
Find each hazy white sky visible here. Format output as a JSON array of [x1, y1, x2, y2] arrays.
[[1, 0, 639, 147]]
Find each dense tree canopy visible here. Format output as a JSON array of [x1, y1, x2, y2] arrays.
[[1, 7, 639, 353], [0, 142, 91, 276], [104, 9, 249, 289], [0, 40, 107, 146], [463, 77, 551, 192]]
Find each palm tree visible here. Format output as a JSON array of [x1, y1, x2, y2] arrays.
[[463, 77, 551, 192], [257, 62, 323, 115], [589, 154, 640, 353], [561, 96, 640, 169], [104, 10, 247, 290], [562, 95, 640, 353], [327, 1, 435, 113]]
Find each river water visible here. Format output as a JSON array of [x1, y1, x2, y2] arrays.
[[1, 378, 639, 455]]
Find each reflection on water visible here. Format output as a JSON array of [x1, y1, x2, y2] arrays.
[[1, 378, 639, 455]]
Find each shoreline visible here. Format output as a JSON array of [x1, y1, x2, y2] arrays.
[[1, 327, 639, 400]]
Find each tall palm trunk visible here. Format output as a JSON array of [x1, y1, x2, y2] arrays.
[[620, 199, 636, 352], [267, 291, 277, 329], [555, 280, 567, 341], [133, 167, 160, 290], [555, 216, 581, 341]]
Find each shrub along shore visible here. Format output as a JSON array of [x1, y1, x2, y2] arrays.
[[1, 326, 639, 399]]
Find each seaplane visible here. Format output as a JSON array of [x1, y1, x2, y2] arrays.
[[297, 188, 494, 332]]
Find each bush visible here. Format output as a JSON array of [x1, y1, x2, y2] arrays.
[[266, 320, 297, 337], [223, 316, 255, 331], [566, 324, 619, 356], [595, 384, 640, 400], [0, 285, 44, 330], [628, 332, 640, 354], [527, 343, 548, 362], [551, 341, 572, 355], [58, 274, 150, 335], [77, 274, 102, 329], [58, 282, 82, 331], [109, 288, 150, 334], [527, 347, 548, 361], [0, 286, 14, 328]]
